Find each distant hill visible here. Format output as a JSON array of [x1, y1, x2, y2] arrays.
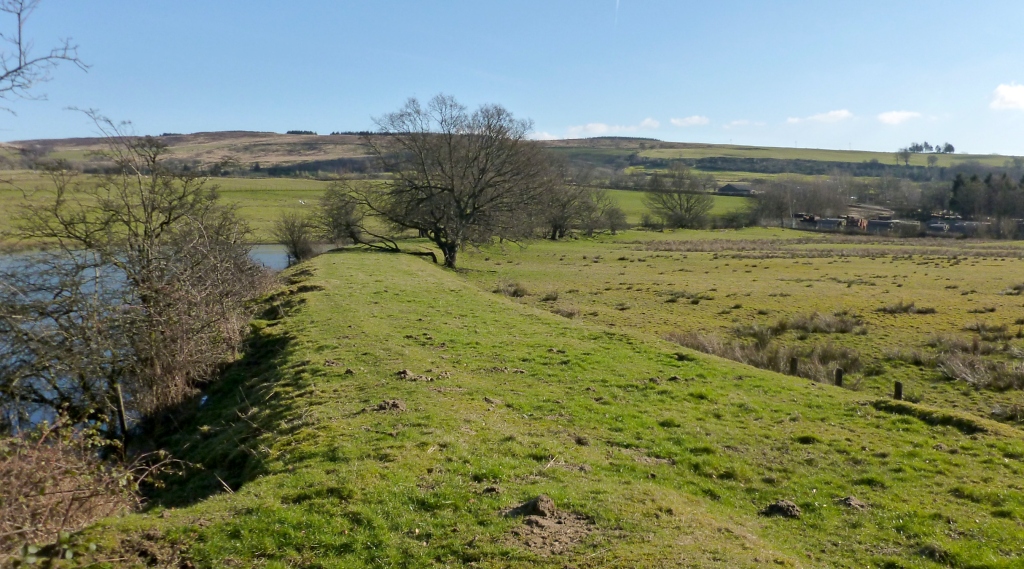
[[5, 133, 1021, 179]]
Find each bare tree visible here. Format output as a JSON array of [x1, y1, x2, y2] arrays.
[[355, 95, 552, 268], [272, 211, 317, 264], [643, 165, 715, 229], [318, 182, 364, 245], [752, 179, 792, 226], [896, 148, 912, 166], [543, 163, 598, 240], [0, 0, 86, 111]]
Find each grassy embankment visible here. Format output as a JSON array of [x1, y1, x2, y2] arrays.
[[64, 245, 1024, 568]]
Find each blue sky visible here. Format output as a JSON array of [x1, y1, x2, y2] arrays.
[[5, 0, 1024, 154]]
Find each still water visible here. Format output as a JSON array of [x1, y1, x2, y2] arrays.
[[248, 244, 292, 271], [0, 244, 294, 430], [0, 244, 294, 273]]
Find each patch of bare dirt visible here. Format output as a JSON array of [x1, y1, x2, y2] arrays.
[[502, 495, 593, 556], [623, 448, 675, 466]]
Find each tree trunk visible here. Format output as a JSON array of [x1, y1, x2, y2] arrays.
[[440, 243, 458, 269], [550, 227, 558, 240]]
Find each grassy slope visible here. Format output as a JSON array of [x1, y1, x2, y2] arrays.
[[77, 250, 1024, 568]]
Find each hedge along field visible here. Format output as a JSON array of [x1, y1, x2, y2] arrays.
[[460, 229, 1024, 425], [70, 250, 1024, 568]]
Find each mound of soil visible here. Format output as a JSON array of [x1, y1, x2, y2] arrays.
[[760, 500, 802, 518], [836, 496, 869, 510], [373, 400, 407, 412], [503, 495, 593, 556], [396, 369, 433, 381]]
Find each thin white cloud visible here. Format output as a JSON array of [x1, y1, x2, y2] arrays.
[[566, 117, 660, 138], [530, 131, 560, 141], [670, 115, 710, 127], [786, 109, 853, 124], [877, 111, 922, 125], [723, 120, 764, 129], [991, 83, 1024, 110]]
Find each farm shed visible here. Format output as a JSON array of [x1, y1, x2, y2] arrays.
[[816, 218, 845, 231], [717, 183, 758, 196]]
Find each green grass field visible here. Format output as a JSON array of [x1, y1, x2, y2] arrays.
[[63, 247, 1024, 568], [0, 172, 752, 242]]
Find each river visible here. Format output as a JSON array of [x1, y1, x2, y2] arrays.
[[0, 243, 293, 273]]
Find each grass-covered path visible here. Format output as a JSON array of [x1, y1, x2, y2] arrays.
[[78, 250, 1024, 568]]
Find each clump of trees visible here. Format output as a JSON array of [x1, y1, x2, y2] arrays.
[[1, 113, 270, 438], [908, 141, 954, 154], [286, 96, 631, 267], [752, 176, 850, 226], [321, 95, 631, 268], [896, 142, 954, 166], [271, 182, 367, 264], [642, 165, 716, 229], [542, 163, 626, 239], [285, 130, 317, 135], [948, 173, 1024, 221]]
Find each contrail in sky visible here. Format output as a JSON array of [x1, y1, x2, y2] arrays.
[[615, 0, 620, 28]]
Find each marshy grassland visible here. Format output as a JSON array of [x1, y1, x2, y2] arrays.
[[66, 239, 1024, 568], [462, 229, 1024, 422]]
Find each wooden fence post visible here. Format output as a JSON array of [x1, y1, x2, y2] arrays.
[[894, 381, 903, 401], [789, 357, 798, 376], [834, 368, 844, 387]]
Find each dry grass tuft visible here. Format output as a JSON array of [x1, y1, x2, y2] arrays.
[[667, 331, 861, 384], [878, 300, 936, 315], [494, 280, 529, 298]]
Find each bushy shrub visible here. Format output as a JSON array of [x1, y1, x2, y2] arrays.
[[551, 306, 580, 319], [0, 419, 166, 561], [494, 280, 529, 298], [273, 212, 318, 264], [938, 354, 1024, 390]]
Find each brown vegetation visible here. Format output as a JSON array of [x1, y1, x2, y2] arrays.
[[667, 331, 861, 384], [0, 419, 165, 563]]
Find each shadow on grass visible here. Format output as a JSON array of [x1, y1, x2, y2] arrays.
[[136, 287, 314, 508]]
